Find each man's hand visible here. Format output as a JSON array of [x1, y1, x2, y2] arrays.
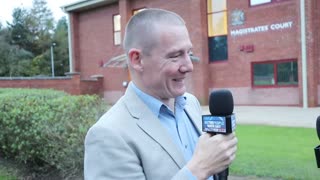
[[186, 132, 238, 180]]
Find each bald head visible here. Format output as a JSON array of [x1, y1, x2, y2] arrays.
[[123, 8, 186, 55]]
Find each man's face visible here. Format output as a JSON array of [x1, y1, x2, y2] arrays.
[[140, 25, 193, 101]]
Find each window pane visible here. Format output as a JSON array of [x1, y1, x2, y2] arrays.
[[250, 0, 272, 6], [253, 63, 275, 85], [277, 61, 298, 85], [208, 36, 228, 62], [113, 15, 121, 31], [207, 0, 226, 13], [114, 31, 121, 45], [208, 12, 227, 36]]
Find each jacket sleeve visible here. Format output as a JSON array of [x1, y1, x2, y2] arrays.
[[84, 125, 146, 180]]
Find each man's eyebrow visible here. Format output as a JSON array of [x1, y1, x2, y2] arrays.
[[166, 46, 193, 55], [164, 43, 193, 57]]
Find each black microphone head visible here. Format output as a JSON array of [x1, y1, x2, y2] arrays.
[[317, 116, 320, 140], [209, 89, 234, 116]]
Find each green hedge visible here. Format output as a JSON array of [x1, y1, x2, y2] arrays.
[[0, 88, 108, 178]]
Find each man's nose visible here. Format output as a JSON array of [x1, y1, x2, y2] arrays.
[[179, 54, 193, 73]]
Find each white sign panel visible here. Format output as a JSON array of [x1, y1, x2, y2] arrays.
[[230, 21, 293, 37]]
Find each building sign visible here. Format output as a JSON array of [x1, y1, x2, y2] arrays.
[[230, 21, 293, 37], [231, 10, 245, 26]]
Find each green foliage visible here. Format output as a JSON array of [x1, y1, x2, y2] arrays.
[[0, 0, 69, 77], [52, 17, 70, 76], [7, 47, 34, 77], [28, 0, 55, 55], [231, 125, 320, 180], [0, 29, 34, 77], [0, 30, 11, 76], [0, 88, 107, 178], [31, 53, 51, 76], [8, 7, 34, 52]]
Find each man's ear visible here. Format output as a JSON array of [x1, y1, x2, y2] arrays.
[[128, 48, 144, 71]]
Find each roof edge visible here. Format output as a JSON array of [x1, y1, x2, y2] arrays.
[[61, 0, 118, 13]]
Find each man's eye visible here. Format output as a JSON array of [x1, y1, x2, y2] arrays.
[[170, 54, 181, 59]]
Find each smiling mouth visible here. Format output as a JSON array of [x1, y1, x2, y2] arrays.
[[173, 78, 184, 82]]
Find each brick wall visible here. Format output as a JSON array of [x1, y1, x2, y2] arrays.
[[208, 0, 302, 106], [80, 75, 104, 96], [0, 73, 103, 97], [68, 0, 319, 106], [318, 0, 320, 106]]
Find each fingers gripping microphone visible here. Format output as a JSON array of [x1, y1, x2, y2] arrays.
[[315, 116, 320, 168], [202, 89, 236, 180]]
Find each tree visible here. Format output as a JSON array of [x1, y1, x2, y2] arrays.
[[0, 28, 11, 76], [0, 23, 35, 77], [7, 47, 34, 77], [4, 7, 38, 76], [51, 17, 69, 76], [1, 0, 69, 77], [29, 0, 55, 55], [8, 7, 34, 51]]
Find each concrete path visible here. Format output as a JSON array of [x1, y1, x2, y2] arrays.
[[202, 106, 320, 128]]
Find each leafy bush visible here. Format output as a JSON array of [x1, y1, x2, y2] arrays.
[[0, 88, 108, 179]]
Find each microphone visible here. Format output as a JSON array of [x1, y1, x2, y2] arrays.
[[202, 89, 236, 180], [315, 116, 320, 168], [202, 89, 236, 134]]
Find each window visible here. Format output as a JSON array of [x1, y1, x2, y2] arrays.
[[250, 0, 289, 6], [207, 0, 228, 62], [208, 36, 228, 61], [113, 14, 121, 45], [252, 60, 298, 87], [250, 0, 271, 6]]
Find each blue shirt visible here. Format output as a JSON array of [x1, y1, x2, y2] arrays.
[[131, 82, 202, 179]]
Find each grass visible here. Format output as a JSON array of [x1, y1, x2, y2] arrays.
[[0, 125, 319, 179], [0, 173, 16, 180], [0, 167, 17, 180], [230, 125, 320, 180], [0, 154, 35, 180]]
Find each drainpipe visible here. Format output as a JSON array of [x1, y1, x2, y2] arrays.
[[300, 0, 308, 108], [67, 14, 73, 73]]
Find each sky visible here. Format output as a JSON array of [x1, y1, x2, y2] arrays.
[[0, 0, 79, 25]]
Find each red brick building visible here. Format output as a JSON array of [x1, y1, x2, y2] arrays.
[[62, 0, 320, 107]]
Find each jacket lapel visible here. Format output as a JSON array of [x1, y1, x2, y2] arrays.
[[137, 115, 186, 169], [184, 103, 202, 136], [123, 83, 186, 169]]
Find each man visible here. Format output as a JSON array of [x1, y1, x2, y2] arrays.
[[84, 8, 238, 180]]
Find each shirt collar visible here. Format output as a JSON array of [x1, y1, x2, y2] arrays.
[[130, 82, 187, 117]]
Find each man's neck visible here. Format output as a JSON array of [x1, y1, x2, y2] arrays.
[[165, 98, 175, 113]]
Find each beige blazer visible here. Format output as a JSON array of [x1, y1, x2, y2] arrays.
[[84, 82, 203, 180]]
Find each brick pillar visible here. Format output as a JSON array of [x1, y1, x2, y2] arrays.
[[316, 0, 320, 106], [69, 13, 80, 73], [305, 0, 319, 107], [91, 74, 104, 97], [119, 0, 132, 40], [66, 72, 81, 95], [119, 0, 132, 83], [188, 0, 210, 105]]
